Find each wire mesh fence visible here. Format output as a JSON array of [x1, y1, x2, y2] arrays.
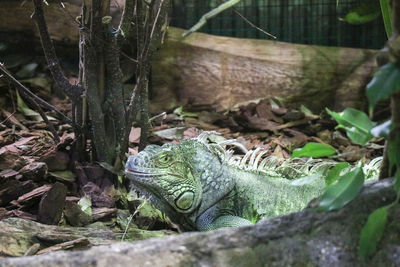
[[170, 0, 386, 49]]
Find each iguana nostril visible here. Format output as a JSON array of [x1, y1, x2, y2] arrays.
[[175, 191, 194, 210]]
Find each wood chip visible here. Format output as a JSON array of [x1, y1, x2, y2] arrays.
[[24, 243, 41, 256], [17, 184, 52, 205], [36, 237, 91, 255], [92, 207, 117, 221]]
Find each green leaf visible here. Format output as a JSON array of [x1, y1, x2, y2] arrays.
[[16, 91, 56, 121], [173, 106, 198, 118], [78, 195, 93, 216], [326, 108, 376, 146], [325, 162, 350, 185], [291, 143, 336, 158], [359, 206, 388, 261], [379, 0, 392, 38], [367, 63, 400, 113], [343, 1, 381, 25], [317, 167, 365, 211], [371, 120, 391, 138]]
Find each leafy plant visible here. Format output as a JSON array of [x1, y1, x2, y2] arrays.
[[366, 63, 400, 114], [359, 205, 388, 261], [339, 0, 392, 38], [291, 143, 336, 158], [326, 108, 376, 146], [316, 167, 365, 211], [342, 1, 381, 25]]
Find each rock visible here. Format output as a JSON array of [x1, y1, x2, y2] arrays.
[[340, 145, 365, 163], [331, 130, 351, 147], [81, 182, 115, 208], [0, 179, 398, 266], [64, 201, 92, 227], [37, 182, 67, 225], [317, 129, 332, 144], [282, 109, 305, 121], [43, 151, 69, 171]]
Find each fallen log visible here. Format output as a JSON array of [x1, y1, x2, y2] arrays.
[[152, 27, 377, 113], [0, 1, 80, 44], [0, 179, 398, 266], [0, 1, 378, 113]]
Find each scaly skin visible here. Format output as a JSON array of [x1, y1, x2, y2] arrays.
[[125, 137, 325, 231]]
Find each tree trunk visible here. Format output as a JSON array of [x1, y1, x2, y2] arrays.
[[0, 179, 398, 266]]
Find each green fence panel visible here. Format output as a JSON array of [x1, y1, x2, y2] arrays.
[[170, 0, 386, 49]]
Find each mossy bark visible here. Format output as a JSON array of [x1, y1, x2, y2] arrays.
[[1, 179, 399, 266]]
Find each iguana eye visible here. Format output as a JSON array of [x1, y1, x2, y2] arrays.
[[156, 153, 172, 165]]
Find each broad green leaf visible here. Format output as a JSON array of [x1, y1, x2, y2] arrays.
[[17, 91, 39, 117], [343, 1, 381, 25], [317, 167, 364, 211], [371, 120, 391, 138], [78, 195, 93, 216], [380, 0, 392, 38], [359, 206, 388, 261], [291, 143, 336, 158], [325, 162, 350, 185], [367, 63, 400, 113], [326, 108, 375, 145]]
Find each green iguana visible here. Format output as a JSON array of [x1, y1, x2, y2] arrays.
[[125, 132, 378, 231]]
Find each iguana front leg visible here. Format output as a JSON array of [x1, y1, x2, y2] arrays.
[[195, 206, 253, 231]]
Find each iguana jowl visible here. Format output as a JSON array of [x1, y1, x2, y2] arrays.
[[125, 133, 333, 231]]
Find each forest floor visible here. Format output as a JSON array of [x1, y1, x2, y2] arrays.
[[0, 41, 385, 257]]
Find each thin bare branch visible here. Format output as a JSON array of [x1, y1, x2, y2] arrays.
[[31, 0, 83, 101], [232, 7, 277, 39], [0, 64, 73, 126], [0, 64, 60, 142]]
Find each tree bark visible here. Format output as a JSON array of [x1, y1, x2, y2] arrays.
[[151, 27, 377, 113], [0, 179, 399, 266]]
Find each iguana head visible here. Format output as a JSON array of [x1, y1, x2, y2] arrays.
[[125, 139, 214, 216]]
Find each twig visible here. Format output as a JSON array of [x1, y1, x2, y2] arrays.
[[183, 0, 242, 37], [232, 7, 277, 39], [31, 0, 83, 101], [0, 65, 60, 142], [0, 64, 73, 125], [0, 111, 16, 125]]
